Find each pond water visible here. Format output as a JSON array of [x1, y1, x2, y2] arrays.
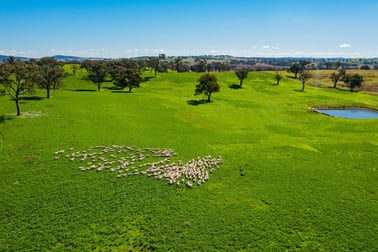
[[315, 108, 378, 119]]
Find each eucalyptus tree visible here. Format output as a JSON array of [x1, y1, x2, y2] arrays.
[[0, 60, 35, 116], [330, 72, 339, 88], [298, 68, 311, 91], [70, 64, 79, 76], [343, 74, 364, 92], [83, 60, 107, 91], [194, 73, 220, 102], [330, 69, 346, 88], [275, 72, 283, 85], [148, 57, 160, 77], [173, 57, 183, 72], [112, 65, 142, 93], [34, 57, 65, 98], [235, 68, 249, 88], [288, 63, 301, 79], [288, 60, 312, 79]]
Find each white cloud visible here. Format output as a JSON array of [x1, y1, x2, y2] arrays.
[[339, 43, 351, 48], [209, 49, 223, 55], [153, 49, 166, 53], [262, 45, 279, 50]]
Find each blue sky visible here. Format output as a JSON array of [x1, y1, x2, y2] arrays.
[[0, 0, 377, 58]]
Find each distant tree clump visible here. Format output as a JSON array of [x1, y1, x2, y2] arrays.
[[325, 61, 332, 69], [194, 73, 220, 102], [193, 58, 208, 72], [0, 59, 35, 116], [343, 74, 364, 92], [83, 60, 108, 91], [235, 68, 249, 88], [288, 60, 312, 79], [359, 65, 371, 70]]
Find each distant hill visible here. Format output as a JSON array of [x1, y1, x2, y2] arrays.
[[0, 55, 105, 62], [0, 55, 29, 61], [52, 55, 85, 61]]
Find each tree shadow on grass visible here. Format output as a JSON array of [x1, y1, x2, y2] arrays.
[[143, 76, 154, 82], [294, 89, 305, 92], [72, 89, 97, 92], [19, 96, 44, 101], [187, 99, 209, 106], [112, 90, 132, 93], [229, 84, 242, 89], [0, 115, 14, 124]]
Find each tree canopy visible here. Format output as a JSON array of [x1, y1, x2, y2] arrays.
[[194, 73, 220, 102], [0, 60, 35, 116], [83, 60, 108, 91], [343, 74, 364, 92], [113, 67, 142, 92], [275, 72, 283, 85], [235, 68, 249, 88], [34, 57, 65, 98]]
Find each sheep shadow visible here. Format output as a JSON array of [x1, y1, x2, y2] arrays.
[[187, 99, 209, 106], [229, 84, 242, 89]]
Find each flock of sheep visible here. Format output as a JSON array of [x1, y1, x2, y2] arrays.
[[54, 145, 222, 188]]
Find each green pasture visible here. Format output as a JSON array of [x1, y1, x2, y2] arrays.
[[0, 68, 377, 251]]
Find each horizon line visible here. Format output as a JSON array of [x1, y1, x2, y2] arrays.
[[1, 54, 378, 60]]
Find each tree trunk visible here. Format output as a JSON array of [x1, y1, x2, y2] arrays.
[[97, 82, 101, 91], [154, 68, 157, 77], [207, 93, 211, 102], [129, 86, 132, 93], [46, 85, 50, 98], [240, 80, 243, 88], [333, 81, 337, 88], [302, 81, 305, 91], [295, 72, 298, 79], [15, 98, 21, 116]]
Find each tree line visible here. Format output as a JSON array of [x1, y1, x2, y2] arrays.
[[0, 56, 366, 116]]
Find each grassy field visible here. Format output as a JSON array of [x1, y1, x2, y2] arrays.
[[301, 69, 378, 95], [0, 68, 377, 251]]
